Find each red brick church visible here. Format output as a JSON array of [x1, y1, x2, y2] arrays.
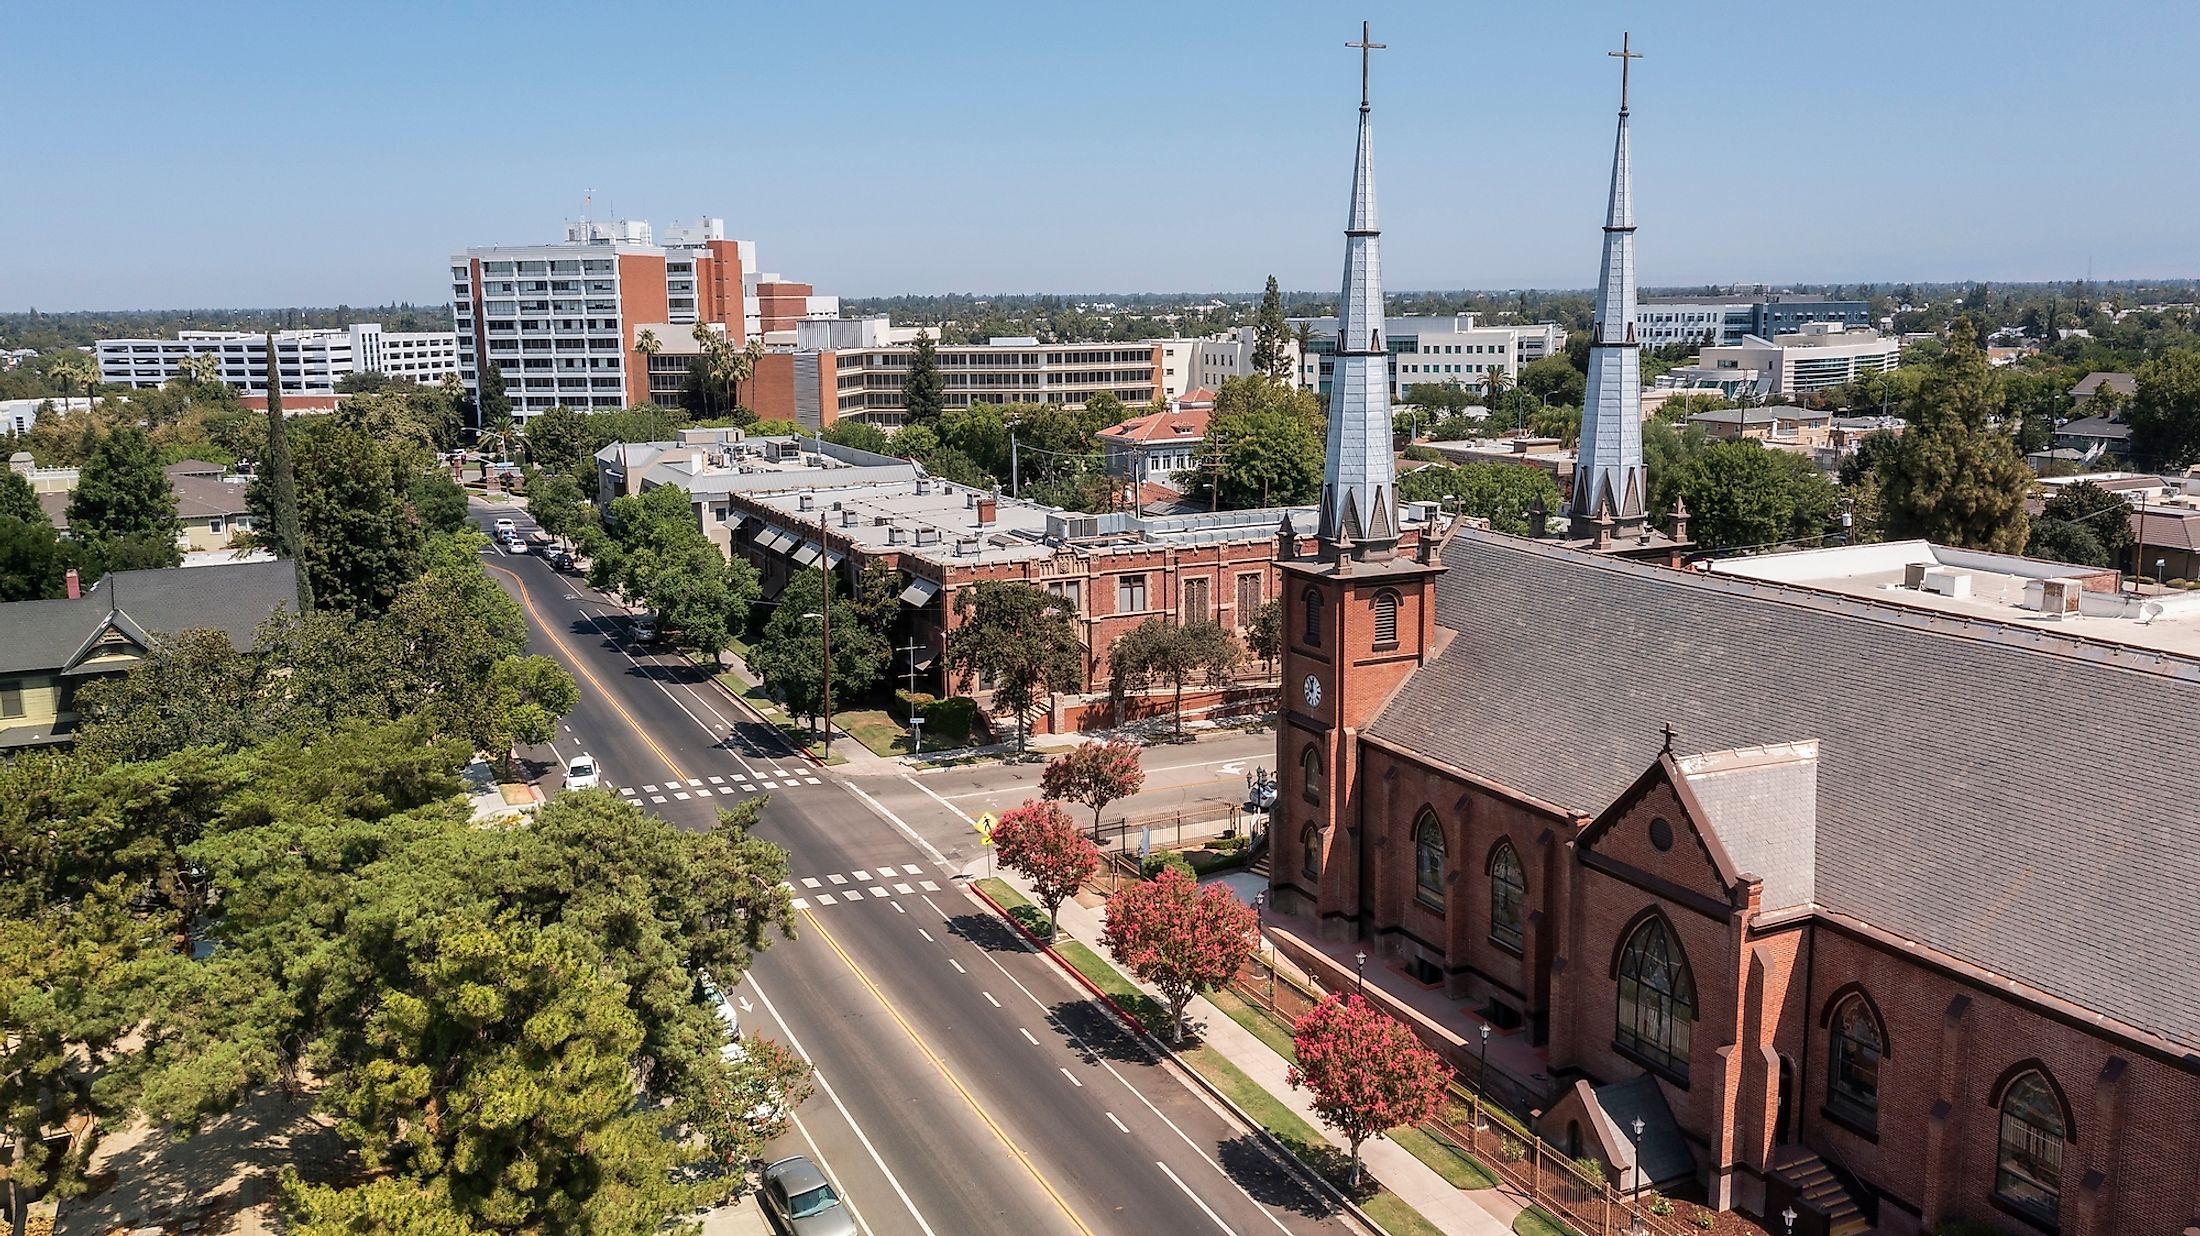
[[1271, 35, 2200, 1236]]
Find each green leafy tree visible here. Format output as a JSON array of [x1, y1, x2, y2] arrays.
[[263, 421, 424, 616], [1187, 377, 1325, 509], [0, 468, 40, 524], [1246, 598, 1282, 668], [406, 470, 469, 537], [1397, 461, 1564, 536], [821, 420, 892, 454], [1253, 275, 1289, 378], [67, 425, 179, 563], [904, 329, 946, 424], [2127, 348, 2200, 469], [523, 469, 591, 547], [2027, 479, 2134, 568], [585, 484, 756, 652], [476, 655, 578, 769], [1518, 355, 1587, 408], [1082, 390, 1128, 425], [1107, 618, 1244, 737], [0, 513, 69, 601], [1879, 317, 2033, 552], [944, 581, 1084, 751], [520, 403, 590, 477], [1671, 439, 1839, 551], [258, 338, 314, 611], [750, 568, 887, 733]]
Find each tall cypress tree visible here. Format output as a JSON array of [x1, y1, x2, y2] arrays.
[[476, 362, 514, 451], [903, 330, 945, 423], [263, 335, 313, 612], [1253, 275, 1288, 378]]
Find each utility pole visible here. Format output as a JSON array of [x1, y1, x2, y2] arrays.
[[1010, 422, 1020, 499], [896, 639, 925, 698], [817, 495, 833, 762]]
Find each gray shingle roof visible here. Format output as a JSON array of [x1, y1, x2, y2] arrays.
[[1367, 529, 2200, 1051], [0, 559, 296, 674]]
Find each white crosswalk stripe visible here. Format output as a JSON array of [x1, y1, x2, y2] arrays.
[[815, 893, 836, 905], [694, 787, 712, 797], [792, 897, 809, 910], [919, 880, 939, 891], [801, 877, 821, 889], [894, 883, 913, 895], [901, 864, 923, 876], [674, 792, 690, 800], [803, 777, 822, 785], [785, 868, 949, 912], [650, 796, 666, 804], [708, 776, 724, 784]]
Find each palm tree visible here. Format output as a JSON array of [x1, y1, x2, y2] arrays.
[[176, 352, 222, 388], [1482, 367, 1511, 403], [634, 328, 661, 405], [49, 352, 98, 414]]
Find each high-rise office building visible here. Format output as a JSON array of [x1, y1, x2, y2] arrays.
[[447, 217, 836, 420]]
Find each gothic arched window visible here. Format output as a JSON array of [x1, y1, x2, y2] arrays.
[[1827, 995, 1884, 1131], [1488, 841, 1525, 953], [1301, 823, 1324, 878], [1372, 590, 1400, 647], [1303, 586, 1324, 647], [1413, 810, 1445, 909], [1300, 745, 1324, 805], [1995, 1071, 2066, 1228], [1615, 915, 1695, 1080]]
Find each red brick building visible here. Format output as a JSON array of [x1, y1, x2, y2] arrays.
[[1273, 525, 2200, 1234]]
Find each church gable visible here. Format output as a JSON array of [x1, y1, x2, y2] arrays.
[[1576, 754, 1745, 916]]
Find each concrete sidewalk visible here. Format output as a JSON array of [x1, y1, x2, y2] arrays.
[[980, 861, 1518, 1236]]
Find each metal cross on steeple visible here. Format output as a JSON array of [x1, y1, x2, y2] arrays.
[[1347, 20, 1386, 112], [1609, 31, 1642, 113]]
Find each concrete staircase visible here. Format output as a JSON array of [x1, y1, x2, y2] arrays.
[[1245, 832, 1271, 880], [1770, 1145, 1870, 1236]]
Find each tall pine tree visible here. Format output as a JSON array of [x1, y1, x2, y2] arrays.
[[1253, 275, 1289, 378], [903, 329, 945, 423], [1878, 316, 2032, 552], [262, 334, 313, 612]]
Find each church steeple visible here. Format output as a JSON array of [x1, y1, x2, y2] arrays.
[[1571, 32, 1648, 529], [1318, 21, 1398, 560]]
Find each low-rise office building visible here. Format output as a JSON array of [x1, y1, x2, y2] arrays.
[[1097, 398, 1209, 485], [1661, 324, 1901, 398], [738, 317, 1162, 431], [1294, 314, 1565, 400], [1635, 292, 1872, 349], [96, 325, 459, 395], [595, 428, 1433, 732], [0, 559, 298, 748], [1158, 326, 1301, 399]]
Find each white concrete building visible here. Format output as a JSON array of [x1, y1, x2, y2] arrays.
[[1157, 326, 1301, 400], [1293, 314, 1565, 398], [1660, 324, 1901, 398], [96, 325, 459, 395]]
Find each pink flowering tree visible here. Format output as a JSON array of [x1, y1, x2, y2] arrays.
[[990, 800, 1100, 937], [1288, 993, 1448, 1188], [1099, 865, 1258, 1044], [1040, 738, 1146, 842]]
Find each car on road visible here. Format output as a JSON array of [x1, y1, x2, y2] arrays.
[[493, 517, 516, 537], [564, 754, 600, 790], [632, 614, 658, 643], [548, 547, 574, 570], [758, 1156, 855, 1236]]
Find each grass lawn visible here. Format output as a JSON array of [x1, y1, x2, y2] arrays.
[[1513, 1206, 1580, 1236], [975, 877, 1056, 941], [838, 707, 914, 758], [1390, 1125, 1498, 1191], [1207, 988, 1500, 1192]]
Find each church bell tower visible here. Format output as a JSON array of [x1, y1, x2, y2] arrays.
[[1272, 23, 1445, 939]]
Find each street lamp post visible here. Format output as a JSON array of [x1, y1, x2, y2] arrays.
[[1629, 1115, 1646, 1221], [1782, 1205, 1797, 1236], [1354, 949, 1367, 998], [812, 489, 833, 762], [1476, 1023, 1492, 1131]]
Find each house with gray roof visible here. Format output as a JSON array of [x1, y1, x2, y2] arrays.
[[0, 558, 297, 748]]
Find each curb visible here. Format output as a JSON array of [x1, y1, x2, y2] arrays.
[[962, 881, 1386, 1236], [688, 654, 829, 768]]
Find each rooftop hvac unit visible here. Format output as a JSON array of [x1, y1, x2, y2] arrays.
[[2038, 577, 2083, 615], [1918, 567, 1971, 598], [915, 478, 932, 495], [887, 526, 907, 545], [915, 527, 940, 546], [797, 493, 813, 511], [954, 537, 980, 556], [841, 510, 857, 527]]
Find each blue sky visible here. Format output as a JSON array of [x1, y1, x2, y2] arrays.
[[4, 1, 2195, 310]]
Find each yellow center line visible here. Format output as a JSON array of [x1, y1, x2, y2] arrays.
[[799, 906, 1098, 1236], [485, 560, 689, 783]]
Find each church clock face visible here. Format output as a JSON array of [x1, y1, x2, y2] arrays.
[[1302, 674, 1323, 708]]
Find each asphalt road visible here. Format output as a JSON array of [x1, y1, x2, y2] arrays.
[[472, 504, 1355, 1236]]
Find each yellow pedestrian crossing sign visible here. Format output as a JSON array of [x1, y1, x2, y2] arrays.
[[976, 812, 997, 845]]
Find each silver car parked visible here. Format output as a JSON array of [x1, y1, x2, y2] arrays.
[[758, 1155, 856, 1236]]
